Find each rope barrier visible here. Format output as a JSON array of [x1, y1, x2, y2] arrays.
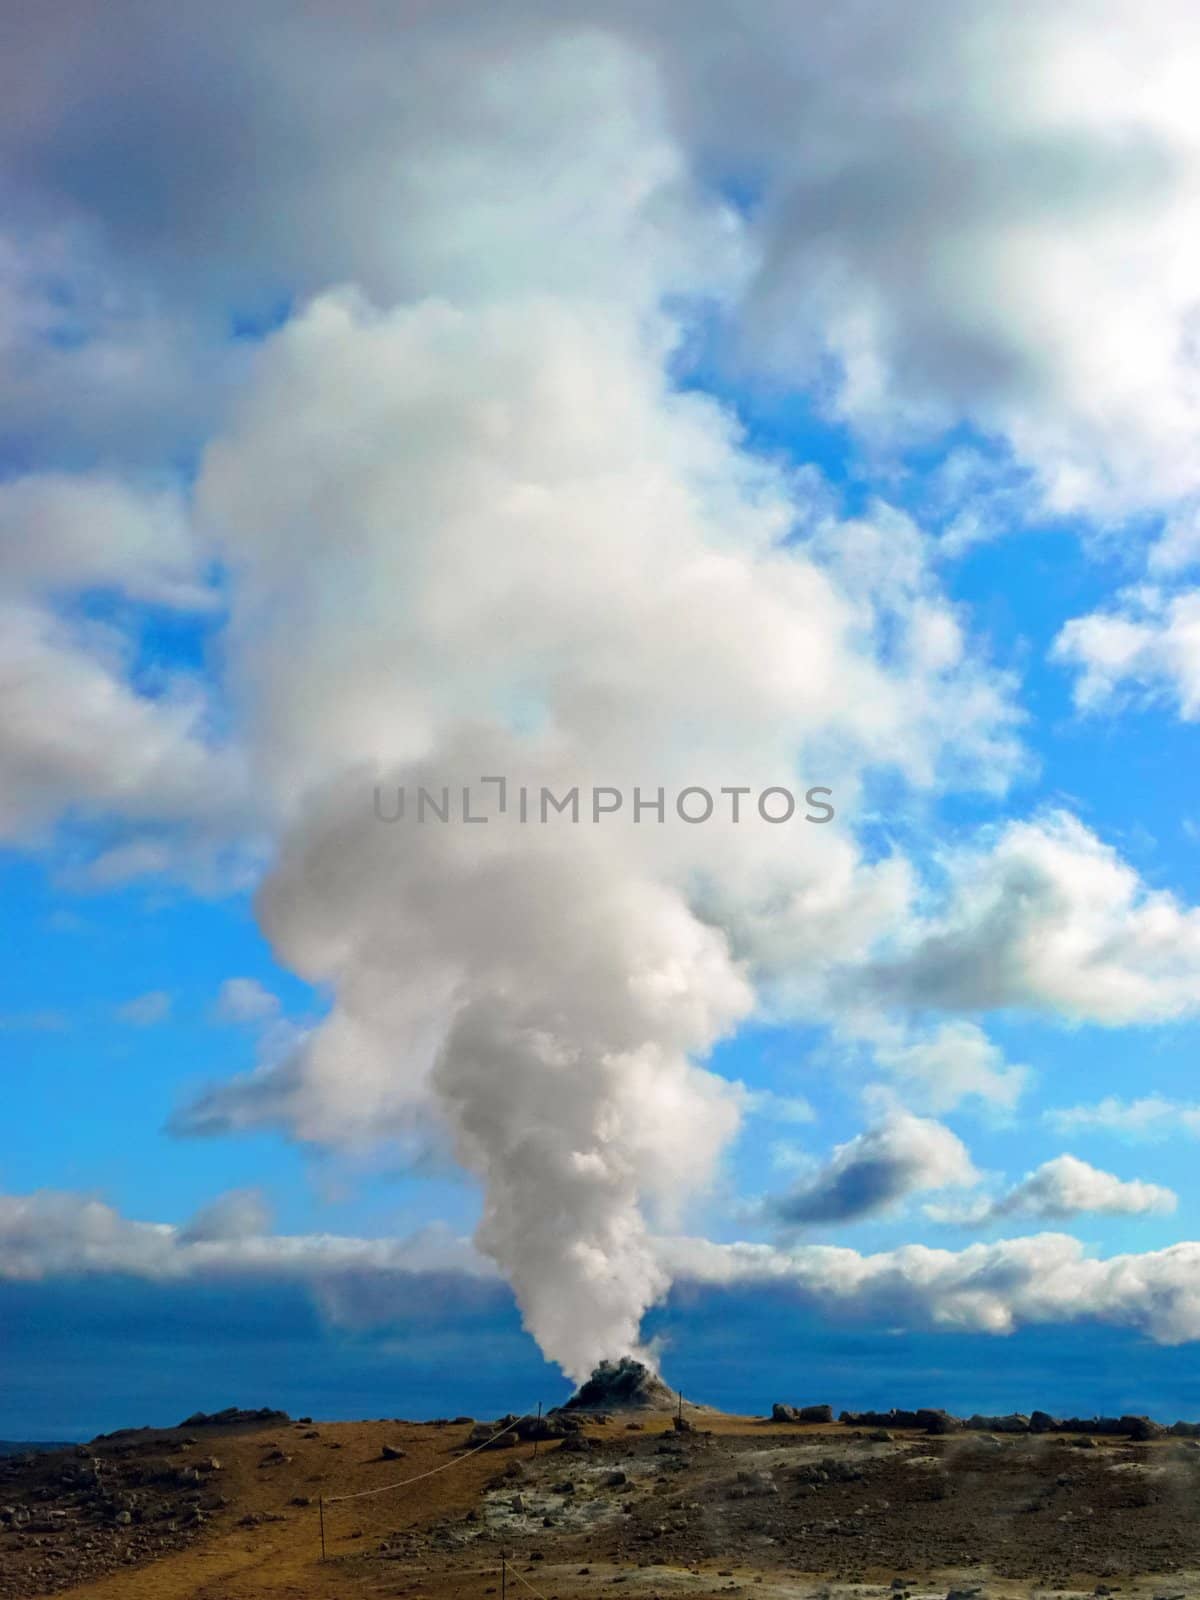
[[323, 1411, 532, 1504], [506, 1558, 554, 1600]]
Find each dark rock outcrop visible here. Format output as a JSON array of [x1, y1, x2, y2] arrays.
[[965, 1414, 1030, 1434], [561, 1358, 678, 1412], [772, 1403, 835, 1424]]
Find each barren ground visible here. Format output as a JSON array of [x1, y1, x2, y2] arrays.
[[6, 1410, 1200, 1600]]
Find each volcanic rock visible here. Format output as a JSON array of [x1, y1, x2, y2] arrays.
[[465, 1419, 519, 1450], [772, 1403, 834, 1424], [965, 1414, 1030, 1434], [560, 1358, 678, 1412]]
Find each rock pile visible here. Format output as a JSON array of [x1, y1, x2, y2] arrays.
[[464, 1411, 589, 1451], [560, 1358, 679, 1413], [836, 1406, 1188, 1439], [771, 1403, 835, 1423]]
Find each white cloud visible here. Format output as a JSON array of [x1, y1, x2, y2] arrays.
[[75, 839, 176, 889], [9, 4, 1200, 518], [10, 1188, 1200, 1350], [768, 1113, 977, 1225], [741, 1089, 816, 1125], [0, 473, 212, 609], [212, 978, 280, 1026], [0, 600, 243, 846], [650, 1, 1200, 519], [859, 811, 1200, 1024], [0, 1189, 492, 1294], [866, 1021, 1030, 1113], [929, 1154, 1177, 1225], [115, 990, 171, 1027], [178, 1188, 272, 1244], [1151, 504, 1200, 576], [1047, 1096, 1200, 1139], [661, 1230, 1200, 1345], [1054, 587, 1200, 720]]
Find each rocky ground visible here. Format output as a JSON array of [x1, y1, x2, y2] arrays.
[[7, 1392, 1200, 1600], [0, 1408, 294, 1596]]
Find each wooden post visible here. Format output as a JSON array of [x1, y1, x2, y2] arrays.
[[677, 1389, 683, 1424], [319, 1495, 326, 1561], [533, 1400, 542, 1460]]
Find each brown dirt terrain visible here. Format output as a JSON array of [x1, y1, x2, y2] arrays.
[[6, 1411, 1200, 1600]]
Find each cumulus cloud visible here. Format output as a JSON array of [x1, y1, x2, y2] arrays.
[[177, 1188, 272, 1244], [662, 1229, 1200, 1346], [645, 0, 1200, 517], [0, 1189, 492, 1300], [928, 1154, 1177, 1225], [1054, 588, 1200, 720], [859, 811, 1200, 1024], [0, 473, 211, 609], [10, 1188, 1200, 1350], [0, 600, 242, 846], [768, 1113, 977, 1225], [864, 1021, 1030, 1114], [9, 4, 1200, 517]]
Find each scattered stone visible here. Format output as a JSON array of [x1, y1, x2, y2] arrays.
[[466, 1418, 520, 1450], [559, 1434, 593, 1454]]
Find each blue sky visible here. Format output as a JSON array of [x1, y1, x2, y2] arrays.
[[6, 3, 1200, 1438]]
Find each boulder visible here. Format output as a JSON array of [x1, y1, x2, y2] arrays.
[[558, 1433, 593, 1453], [965, 1414, 1029, 1434], [515, 1412, 580, 1441], [1121, 1415, 1166, 1441], [465, 1419, 519, 1450], [772, 1403, 834, 1424]]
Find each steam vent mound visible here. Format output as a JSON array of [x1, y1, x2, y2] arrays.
[[562, 1357, 679, 1412]]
